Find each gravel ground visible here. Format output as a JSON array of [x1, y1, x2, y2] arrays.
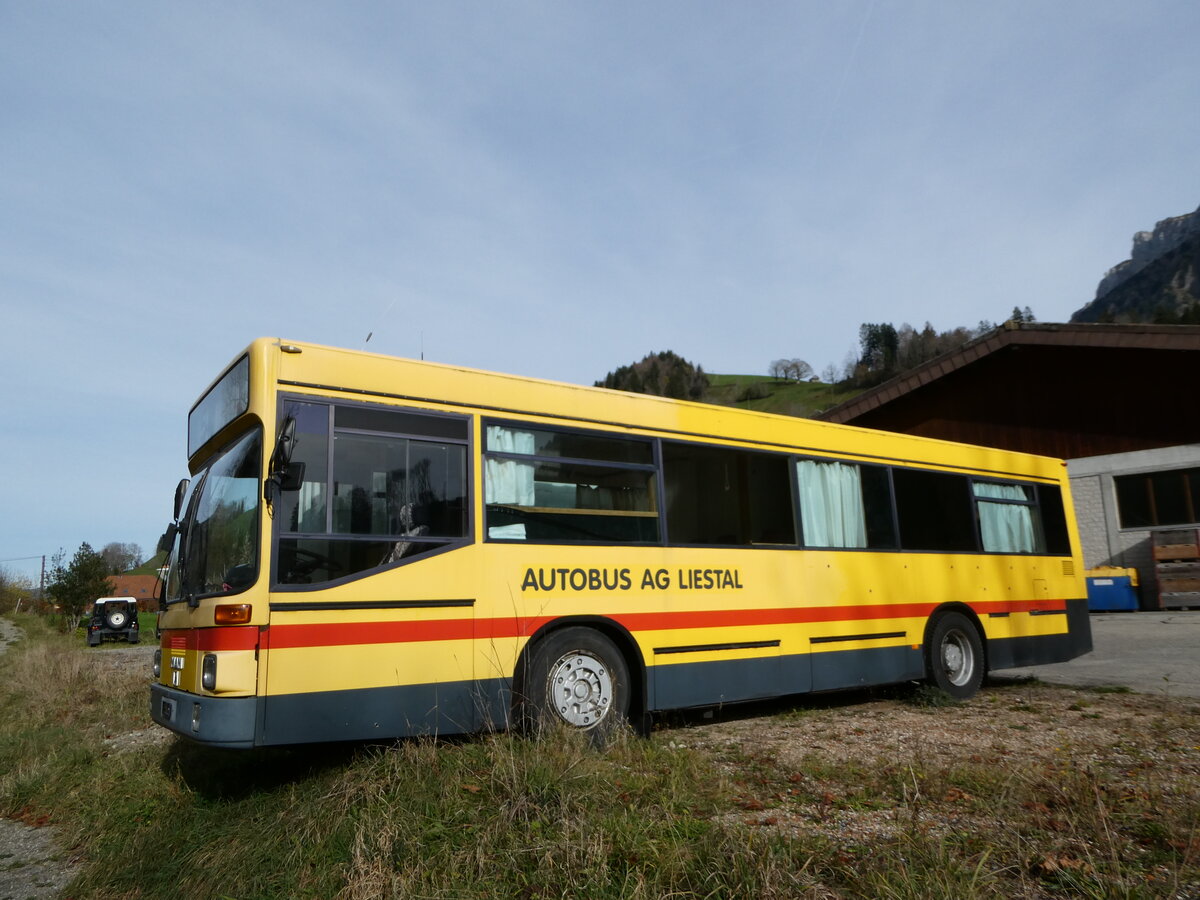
[[676, 677, 1200, 850], [0, 817, 75, 900]]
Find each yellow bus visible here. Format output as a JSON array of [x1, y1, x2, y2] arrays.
[[151, 338, 1091, 748]]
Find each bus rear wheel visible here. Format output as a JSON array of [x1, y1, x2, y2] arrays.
[[926, 612, 984, 699], [522, 627, 630, 745]]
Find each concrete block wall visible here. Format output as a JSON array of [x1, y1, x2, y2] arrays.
[[1068, 444, 1200, 609], [1068, 473, 1109, 568]]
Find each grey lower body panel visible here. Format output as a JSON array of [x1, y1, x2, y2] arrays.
[[811, 644, 925, 693], [150, 678, 511, 748], [259, 677, 510, 746], [647, 645, 925, 711], [987, 597, 1094, 671]]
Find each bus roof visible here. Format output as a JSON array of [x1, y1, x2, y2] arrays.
[[238, 337, 1068, 481]]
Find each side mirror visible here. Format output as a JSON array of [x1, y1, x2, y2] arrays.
[[266, 416, 304, 499], [157, 523, 178, 555], [274, 417, 297, 468], [173, 478, 190, 521], [278, 461, 306, 492]]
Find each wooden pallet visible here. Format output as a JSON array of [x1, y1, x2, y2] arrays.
[[1155, 530, 1200, 608]]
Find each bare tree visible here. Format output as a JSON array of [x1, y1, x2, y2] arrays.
[[768, 358, 814, 382], [788, 359, 814, 381], [100, 542, 143, 574]]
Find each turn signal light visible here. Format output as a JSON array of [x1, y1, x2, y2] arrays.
[[214, 604, 252, 625]]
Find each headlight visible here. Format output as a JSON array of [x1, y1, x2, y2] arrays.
[[202, 653, 217, 691], [153, 649, 162, 678]]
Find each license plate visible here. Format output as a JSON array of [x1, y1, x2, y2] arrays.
[[160, 697, 176, 722]]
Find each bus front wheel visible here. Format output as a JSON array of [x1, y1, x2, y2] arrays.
[[926, 612, 984, 699], [522, 627, 630, 744]]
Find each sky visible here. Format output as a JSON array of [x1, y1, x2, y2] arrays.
[[2, 1, 1199, 585]]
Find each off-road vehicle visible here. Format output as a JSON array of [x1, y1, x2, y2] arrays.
[[86, 597, 140, 646]]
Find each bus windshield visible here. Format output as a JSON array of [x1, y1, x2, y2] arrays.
[[166, 428, 262, 604]]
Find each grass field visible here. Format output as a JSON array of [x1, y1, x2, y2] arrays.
[[705, 374, 860, 419], [1, 613, 1197, 899]]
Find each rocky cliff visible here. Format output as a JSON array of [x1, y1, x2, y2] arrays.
[[1071, 204, 1200, 323]]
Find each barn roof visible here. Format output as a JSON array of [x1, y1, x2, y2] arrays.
[[816, 323, 1200, 459]]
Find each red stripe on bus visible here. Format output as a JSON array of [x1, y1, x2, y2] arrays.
[[261, 598, 1068, 650], [263, 618, 471, 649], [603, 597, 1067, 633], [159, 627, 261, 652]]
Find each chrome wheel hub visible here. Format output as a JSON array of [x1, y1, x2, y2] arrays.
[[548, 652, 612, 728], [942, 632, 974, 686]]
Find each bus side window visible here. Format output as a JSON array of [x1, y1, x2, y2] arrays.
[[662, 442, 795, 546], [1037, 484, 1073, 556], [893, 468, 976, 552], [276, 401, 331, 534], [973, 481, 1040, 553], [483, 423, 659, 543], [795, 459, 895, 550], [275, 400, 469, 586]]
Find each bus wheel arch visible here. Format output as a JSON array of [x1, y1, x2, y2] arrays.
[[923, 605, 986, 700], [514, 618, 645, 742]]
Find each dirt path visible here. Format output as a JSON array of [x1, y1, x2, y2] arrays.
[[0, 617, 22, 654], [0, 618, 78, 900]]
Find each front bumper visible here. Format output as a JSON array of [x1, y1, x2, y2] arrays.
[[150, 683, 260, 748]]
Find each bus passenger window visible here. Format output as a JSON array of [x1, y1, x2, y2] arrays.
[[893, 468, 976, 552], [275, 400, 469, 586], [331, 434, 466, 538], [276, 401, 331, 534], [484, 426, 536, 539], [662, 443, 794, 546], [1037, 484, 1072, 555], [484, 423, 659, 543], [973, 482, 1040, 553], [797, 459, 865, 548], [796, 459, 895, 550]]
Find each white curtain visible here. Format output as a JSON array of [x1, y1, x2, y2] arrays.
[[797, 460, 867, 548], [485, 426, 536, 538], [296, 481, 325, 532], [974, 482, 1036, 552]]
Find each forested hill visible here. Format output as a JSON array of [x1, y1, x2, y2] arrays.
[[1072, 203, 1200, 324]]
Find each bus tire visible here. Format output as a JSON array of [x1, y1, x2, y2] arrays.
[[522, 627, 630, 745], [926, 611, 984, 699]]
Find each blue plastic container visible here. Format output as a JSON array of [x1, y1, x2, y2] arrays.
[[1085, 569, 1139, 612]]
